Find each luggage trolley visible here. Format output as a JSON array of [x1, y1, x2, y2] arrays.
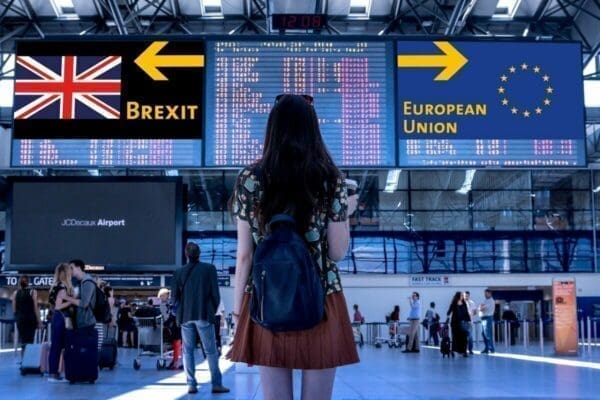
[[374, 321, 409, 348], [133, 314, 169, 370]]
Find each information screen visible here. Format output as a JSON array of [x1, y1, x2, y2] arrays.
[[11, 39, 204, 167], [205, 40, 396, 167], [12, 139, 202, 167], [6, 178, 183, 272], [397, 41, 585, 167]]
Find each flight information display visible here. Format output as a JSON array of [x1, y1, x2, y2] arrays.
[[12, 139, 202, 167], [396, 41, 585, 167], [205, 40, 396, 167]]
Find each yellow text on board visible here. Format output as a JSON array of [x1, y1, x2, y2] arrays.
[[126, 101, 199, 120], [403, 101, 487, 135]]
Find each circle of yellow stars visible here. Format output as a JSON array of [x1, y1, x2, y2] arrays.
[[497, 63, 553, 118]]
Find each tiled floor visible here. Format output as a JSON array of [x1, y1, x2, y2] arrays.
[[0, 343, 598, 400]]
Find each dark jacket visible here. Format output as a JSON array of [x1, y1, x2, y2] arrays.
[[447, 302, 471, 327], [171, 261, 220, 325]]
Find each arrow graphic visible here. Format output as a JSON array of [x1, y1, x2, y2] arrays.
[[135, 41, 204, 81], [397, 41, 468, 81]]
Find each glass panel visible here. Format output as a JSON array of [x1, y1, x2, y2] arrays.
[[531, 170, 590, 190], [184, 171, 227, 212], [375, 191, 407, 231], [472, 211, 532, 230], [188, 236, 236, 272], [409, 170, 466, 190], [465, 239, 527, 273], [528, 235, 593, 272], [472, 190, 531, 210], [411, 211, 470, 231], [347, 236, 396, 273], [410, 190, 468, 211], [532, 190, 590, 230], [471, 170, 530, 190]]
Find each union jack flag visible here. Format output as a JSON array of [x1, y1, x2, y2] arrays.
[[14, 55, 121, 120]]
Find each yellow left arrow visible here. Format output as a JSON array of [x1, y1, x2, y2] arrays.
[[135, 41, 204, 81]]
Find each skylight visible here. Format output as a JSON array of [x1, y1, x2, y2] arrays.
[[201, 0, 223, 15], [492, 0, 522, 20], [349, 0, 370, 16], [51, 0, 78, 18]]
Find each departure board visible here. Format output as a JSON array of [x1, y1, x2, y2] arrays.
[[205, 40, 396, 167], [397, 41, 585, 167], [12, 139, 202, 167]]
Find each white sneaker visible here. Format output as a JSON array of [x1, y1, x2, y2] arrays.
[[48, 377, 66, 383]]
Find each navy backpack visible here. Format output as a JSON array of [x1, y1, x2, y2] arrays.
[[250, 214, 324, 332]]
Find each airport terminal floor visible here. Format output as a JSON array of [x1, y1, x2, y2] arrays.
[[2, 343, 599, 400]]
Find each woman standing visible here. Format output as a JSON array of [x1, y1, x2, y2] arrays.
[[228, 94, 359, 400], [47, 263, 76, 382], [12, 276, 42, 355], [447, 291, 471, 357]]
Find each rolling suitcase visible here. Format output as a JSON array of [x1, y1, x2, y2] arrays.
[[20, 328, 46, 376], [64, 328, 99, 384], [99, 329, 118, 371], [20, 343, 44, 375]]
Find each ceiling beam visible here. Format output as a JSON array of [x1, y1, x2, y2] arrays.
[[445, 0, 468, 35], [106, 0, 128, 35], [0, 0, 18, 25], [0, 23, 28, 46]]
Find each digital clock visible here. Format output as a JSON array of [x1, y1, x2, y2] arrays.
[[271, 14, 328, 30]]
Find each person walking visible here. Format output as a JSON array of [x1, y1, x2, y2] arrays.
[[424, 302, 440, 346], [353, 304, 365, 324], [403, 292, 421, 353], [228, 94, 360, 400], [480, 289, 496, 354], [12, 276, 42, 356], [502, 304, 519, 346], [171, 242, 229, 395], [447, 291, 471, 357]]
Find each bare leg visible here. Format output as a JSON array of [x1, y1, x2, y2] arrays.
[[259, 366, 293, 400], [301, 368, 336, 400]]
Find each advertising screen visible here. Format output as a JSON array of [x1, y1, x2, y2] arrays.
[[6, 177, 183, 272]]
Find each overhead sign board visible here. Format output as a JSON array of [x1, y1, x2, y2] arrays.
[[397, 41, 585, 167], [409, 275, 451, 287], [13, 39, 204, 140]]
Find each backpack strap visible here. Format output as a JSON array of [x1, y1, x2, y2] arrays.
[[81, 278, 97, 311], [269, 214, 296, 229]]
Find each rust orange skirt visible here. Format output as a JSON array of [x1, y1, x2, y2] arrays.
[[228, 292, 359, 369]]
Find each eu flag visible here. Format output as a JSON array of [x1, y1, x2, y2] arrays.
[[396, 41, 584, 141]]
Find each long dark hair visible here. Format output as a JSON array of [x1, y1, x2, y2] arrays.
[[451, 291, 462, 307], [257, 94, 340, 234]]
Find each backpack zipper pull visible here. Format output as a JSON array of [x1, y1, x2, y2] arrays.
[[260, 270, 266, 322]]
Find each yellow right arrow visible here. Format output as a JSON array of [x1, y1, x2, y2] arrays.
[[397, 41, 468, 81]]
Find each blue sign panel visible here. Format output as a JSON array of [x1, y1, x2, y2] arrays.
[[397, 41, 585, 167], [205, 39, 396, 167]]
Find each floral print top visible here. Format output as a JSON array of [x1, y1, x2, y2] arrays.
[[232, 166, 348, 295]]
